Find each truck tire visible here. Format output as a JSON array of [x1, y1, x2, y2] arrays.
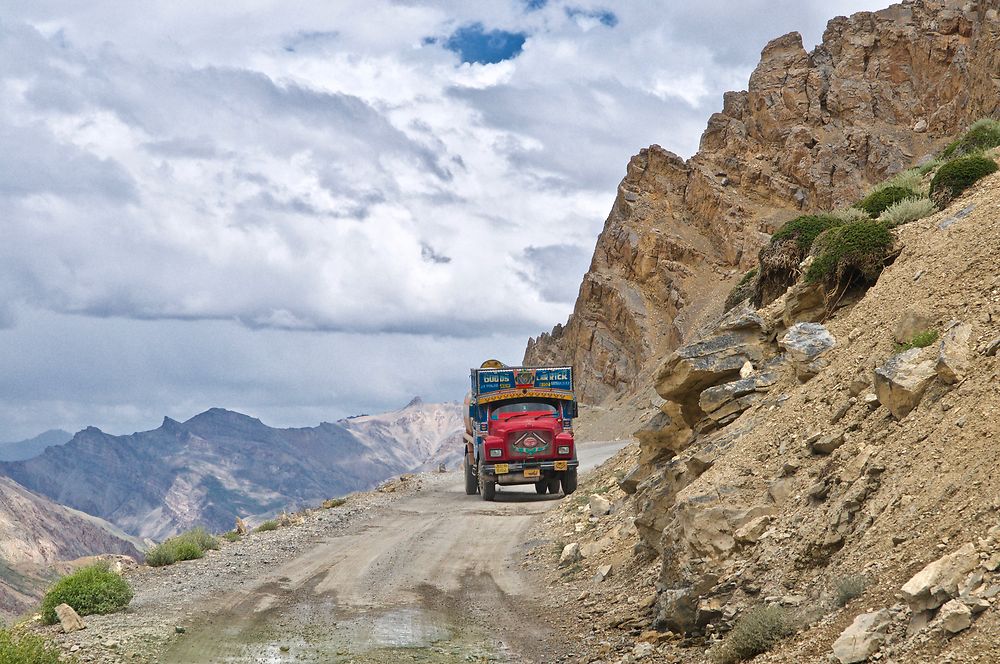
[[561, 468, 578, 495], [464, 456, 478, 495], [534, 480, 547, 495], [481, 478, 496, 501], [547, 476, 561, 495]]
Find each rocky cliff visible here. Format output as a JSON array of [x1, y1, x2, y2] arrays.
[[0, 400, 461, 541], [525, 0, 1000, 405]]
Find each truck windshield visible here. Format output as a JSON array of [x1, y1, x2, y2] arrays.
[[491, 402, 558, 419]]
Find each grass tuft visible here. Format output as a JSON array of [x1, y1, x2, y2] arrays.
[[144, 527, 219, 567], [39, 563, 133, 625], [834, 575, 867, 607], [222, 531, 242, 543], [0, 629, 69, 663], [254, 519, 279, 533], [878, 197, 936, 228], [711, 605, 792, 663], [896, 328, 939, 352], [853, 185, 919, 219]]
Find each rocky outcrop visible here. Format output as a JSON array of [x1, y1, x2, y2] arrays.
[[873, 347, 938, 419], [832, 609, 890, 664], [527, 0, 1000, 405]]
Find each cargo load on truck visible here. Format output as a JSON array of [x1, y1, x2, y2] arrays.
[[462, 360, 579, 501]]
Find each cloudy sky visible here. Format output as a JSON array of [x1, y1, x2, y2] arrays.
[[0, 0, 888, 440]]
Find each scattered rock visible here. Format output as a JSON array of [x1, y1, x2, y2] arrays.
[[810, 431, 845, 455], [936, 322, 972, 384], [55, 603, 86, 633], [735, 515, 772, 544], [901, 543, 979, 611], [632, 642, 655, 659], [589, 494, 612, 517], [832, 609, 890, 664], [984, 336, 1000, 357], [175, 626, 186, 634], [874, 347, 938, 419], [894, 305, 935, 344], [939, 599, 972, 633], [780, 323, 837, 381], [559, 543, 582, 567], [593, 564, 613, 583]]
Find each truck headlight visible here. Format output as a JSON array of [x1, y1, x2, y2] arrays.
[[558, 445, 570, 455], [489, 448, 502, 458]]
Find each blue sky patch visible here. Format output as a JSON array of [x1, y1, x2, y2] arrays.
[[443, 23, 526, 65], [524, 0, 547, 10], [566, 7, 618, 28]]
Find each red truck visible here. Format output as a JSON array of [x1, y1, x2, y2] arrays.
[[463, 361, 579, 501]]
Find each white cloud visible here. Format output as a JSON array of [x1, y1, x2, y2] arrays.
[[0, 0, 890, 438]]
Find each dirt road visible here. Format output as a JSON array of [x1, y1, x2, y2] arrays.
[[162, 441, 626, 663]]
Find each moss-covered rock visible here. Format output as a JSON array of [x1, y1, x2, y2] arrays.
[[754, 215, 842, 306], [805, 220, 895, 294], [853, 185, 919, 219], [929, 154, 998, 206]]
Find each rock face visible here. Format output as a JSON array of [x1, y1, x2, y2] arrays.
[[832, 609, 890, 664], [936, 321, 972, 384], [527, 0, 1000, 404], [780, 323, 837, 381]]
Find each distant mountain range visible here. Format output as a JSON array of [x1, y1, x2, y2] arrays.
[[0, 429, 72, 462], [0, 399, 462, 541]]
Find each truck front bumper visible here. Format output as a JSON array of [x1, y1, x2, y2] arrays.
[[481, 459, 579, 479]]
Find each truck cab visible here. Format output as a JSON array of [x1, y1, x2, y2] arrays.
[[463, 362, 579, 501]]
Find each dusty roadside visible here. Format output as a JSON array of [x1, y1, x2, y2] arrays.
[[29, 441, 626, 663]]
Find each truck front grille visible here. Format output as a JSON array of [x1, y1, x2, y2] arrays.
[[507, 430, 552, 457]]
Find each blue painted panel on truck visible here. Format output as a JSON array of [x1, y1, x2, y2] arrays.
[[472, 366, 573, 395]]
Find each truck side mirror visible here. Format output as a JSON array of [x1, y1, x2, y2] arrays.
[[564, 401, 577, 418]]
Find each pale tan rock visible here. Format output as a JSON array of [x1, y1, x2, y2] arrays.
[[589, 494, 611, 517], [832, 609, 890, 663], [939, 599, 972, 633], [874, 347, 938, 419], [900, 543, 979, 612], [558, 543, 581, 567], [936, 322, 972, 384], [55, 603, 86, 633], [894, 305, 935, 344], [734, 515, 771, 544]]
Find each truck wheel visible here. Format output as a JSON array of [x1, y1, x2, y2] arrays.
[[561, 468, 578, 495], [464, 456, 478, 495], [547, 476, 561, 495], [481, 478, 496, 501], [534, 480, 547, 495]]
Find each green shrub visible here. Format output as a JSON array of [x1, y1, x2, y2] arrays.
[[878, 196, 936, 227], [723, 268, 758, 312], [835, 575, 867, 607], [0, 629, 68, 664], [255, 520, 279, 533], [711, 605, 792, 663], [805, 220, 895, 290], [941, 118, 1000, 158], [768, 214, 843, 252], [853, 185, 919, 218], [897, 328, 939, 352], [754, 215, 843, 305], [144, 527, 219, 567], [39, 563, 133, 625], [222, 531, 242, 543], [930, 154, 998, 206]]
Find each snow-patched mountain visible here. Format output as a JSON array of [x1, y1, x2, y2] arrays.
[[0, 400, 462, 541]]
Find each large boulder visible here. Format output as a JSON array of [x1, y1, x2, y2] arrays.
[[831, 609, 890, 664], [780, 322, 836, 381], [894, 304, 935, 344], [874, 347, 938, 419], [936, 322, 972, 384], [900, 543, 978, 612], [698, 370, 779, 425], [655, 331, 770, 423], [939, 599, 972, 633]]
